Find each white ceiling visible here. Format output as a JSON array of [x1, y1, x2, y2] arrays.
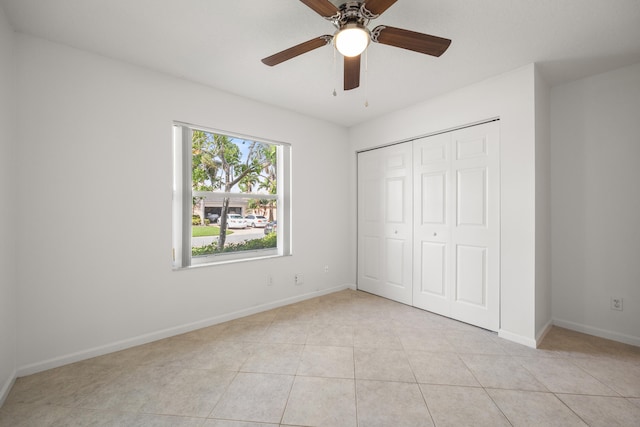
[[2, 0, 640, 127]]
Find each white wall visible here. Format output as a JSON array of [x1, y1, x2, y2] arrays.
[[15, 34, 353, 374], [535, 68, 552, 340], [349, 64, 542, 346], [551, 62, 640, 346], [0, 4, 17, 404]]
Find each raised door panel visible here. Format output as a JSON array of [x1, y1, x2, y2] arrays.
[[362, 236, 381, 281], [419, 242, 447, 297], [455, 244, 487, 307], [362, 178, 381, 223], [386, 177, 405, 223], [421, 172, 447, 225], [456, 134, 487, 160], [457, 167, 487, 228], [386, 238, 407, 288]]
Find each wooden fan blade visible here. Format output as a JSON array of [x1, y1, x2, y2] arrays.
[[300, 0, 339, 18], [262, 36, 332, 66], [372, 25, 451, 57], [364, 0, 398, 16], [344, 55, 361, 90]]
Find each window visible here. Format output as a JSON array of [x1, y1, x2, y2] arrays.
[[172, 123, 291, 268]]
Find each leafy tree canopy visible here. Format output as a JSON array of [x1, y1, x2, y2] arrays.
[[191, 130, 277, 249]]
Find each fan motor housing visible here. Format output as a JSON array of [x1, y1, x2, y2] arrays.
[[333, 1, 375, 29]]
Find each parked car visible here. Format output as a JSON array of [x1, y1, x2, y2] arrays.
[[264, 220, 277, 235], [244, 214, 268, 228], [219, 214, 247, 229], [206, 213, 219, 223]]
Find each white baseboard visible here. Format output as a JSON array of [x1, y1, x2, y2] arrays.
[[0, 369, 17, 408], [17, 284, 351, 377], [552, 318, 640, 347], [535, 319, 554, 347], [498, 329, 537, 348]]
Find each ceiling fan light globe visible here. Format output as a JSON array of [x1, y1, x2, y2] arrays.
[[335, 25, 370, 57]]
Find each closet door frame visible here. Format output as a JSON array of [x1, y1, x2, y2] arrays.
[[357, 120, 500, 331]]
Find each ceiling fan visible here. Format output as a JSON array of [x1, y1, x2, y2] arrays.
[[261, 0, 452, 91]]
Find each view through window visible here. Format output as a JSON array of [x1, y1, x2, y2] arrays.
[[172, 124, 290, 268]]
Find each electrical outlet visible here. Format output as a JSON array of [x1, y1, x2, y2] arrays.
[[295, 273, 304, 285], [324, 265, 329, 273], [611, 297, 623, 311], [266, 275, 273, 286]]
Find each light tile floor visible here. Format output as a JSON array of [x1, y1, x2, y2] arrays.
[[2, 289, 640, 426]]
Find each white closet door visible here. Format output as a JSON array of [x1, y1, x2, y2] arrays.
[[413, 122, 500, 331], [357, 143, 413, 305], [412, 132, 452, 315]]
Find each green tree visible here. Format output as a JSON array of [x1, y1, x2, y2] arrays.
[[257, 144, 278, 221], [191, 130, 221, 224], [191, 131, 274, 250]]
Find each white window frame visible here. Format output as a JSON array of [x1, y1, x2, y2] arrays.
[[172, 123, 291, 269]]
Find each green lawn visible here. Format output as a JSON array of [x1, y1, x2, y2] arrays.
[[192, 226, 234, 237]]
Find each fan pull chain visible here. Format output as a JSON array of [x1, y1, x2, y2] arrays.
[[364, 49, 369, 107], [332, 47, 337, 97]]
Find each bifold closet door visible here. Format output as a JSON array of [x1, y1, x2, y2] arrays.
[[413, 122, 500, 331], [357, 143, 413, 305]]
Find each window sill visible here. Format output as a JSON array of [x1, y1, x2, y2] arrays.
[[173, 249, 289, 270]]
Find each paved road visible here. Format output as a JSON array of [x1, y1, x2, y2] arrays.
[[192, 227, 266, 248]]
